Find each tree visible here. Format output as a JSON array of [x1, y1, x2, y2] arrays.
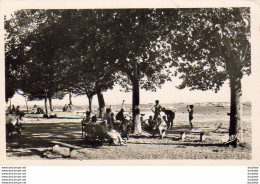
[[68, 9, 176, 133], [89, 9, 176, 133], [168, 8, 250, 146], [5, 10, 72, 114], [5, 13, 30, 102], [63, 55, 115, 113], [54, 10, 118, 114]]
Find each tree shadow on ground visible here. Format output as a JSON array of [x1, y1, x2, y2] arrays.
[[6, 122, 120, 153], [6, 123, 86, 148], [6, 121, 235, 157]]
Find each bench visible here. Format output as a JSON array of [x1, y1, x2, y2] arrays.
[[166, 130, 207, 142], [43, 114, 57, 118], [76, 112, 86, 116], [50, 141, 81, 156]]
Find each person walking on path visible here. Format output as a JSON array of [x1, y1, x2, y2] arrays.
[[187, 105, 194, 130]]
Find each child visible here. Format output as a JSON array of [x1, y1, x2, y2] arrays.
[[187, 105, 194, 130], [151, 100, 162, 122]]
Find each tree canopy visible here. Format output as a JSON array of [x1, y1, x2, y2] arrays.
[[5, 8, 251, 142], [170, 8, 250, 91], [165, 8, 250, 145]]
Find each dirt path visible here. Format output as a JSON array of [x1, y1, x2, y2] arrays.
[[6, 116, 251, 160]]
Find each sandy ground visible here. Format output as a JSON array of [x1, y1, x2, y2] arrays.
[[6, 105, 251, 160]]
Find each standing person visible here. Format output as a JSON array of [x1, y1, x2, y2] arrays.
[[121, 100, 125, 110], [147, 115, 156, 131], [161, 107, 176, 130], [116, 109, 125, 123], [187, 105, 194, 130], [151, 100, 162, 122]]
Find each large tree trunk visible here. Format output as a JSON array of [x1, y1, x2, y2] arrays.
[[49, 98, 53, 111], [97, 90, 105, 118], [69, 92, 73, 106], [87, 95, 93, 113], [132, 61, 142, 134], [132, 77, 141, 134], [228, 76, 243, 147], [44, 97, 48, 115]]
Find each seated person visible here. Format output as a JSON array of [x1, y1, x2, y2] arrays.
[[68, 104, 73, 111], [111, 113, 115, 124], [32, 105, 37, 113], [6, 106, 11, 114], [63, 104, 68, 112], [91, 115, 97, 123], [11, 105, 16, 115], [16, 113, 25, 127], [148, 115, 156, 130], [38, 107, 44, 114], [6, 113, 24, 136], [103, 108, 113, 129], [83, 111, 91, 124]]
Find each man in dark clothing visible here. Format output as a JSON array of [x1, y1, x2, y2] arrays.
[[116, 109, 125, 123], [16, 106, 21, 116], [161, 107, 175, 130], [11, 105, 16, 114], [187, 105, 194, 130]]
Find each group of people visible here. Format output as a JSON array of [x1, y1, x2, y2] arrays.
[[151, 100, 194, 130], [82, 106, 128, 128], [82, 99, 194, 132], [6, 105, 25, 137], [63, 104, 73, 112], [6, 105, 21, 116], [32, 105, 45, 114], [81, 104, 130, 145]]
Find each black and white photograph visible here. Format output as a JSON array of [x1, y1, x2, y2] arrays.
[[2, 1, 259, 162]]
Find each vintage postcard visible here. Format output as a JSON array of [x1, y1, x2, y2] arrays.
[[1, 0, 260, 165]]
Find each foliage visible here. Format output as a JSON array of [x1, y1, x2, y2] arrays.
[[167, 8, 250, 91], [5, 10, 71, 101]]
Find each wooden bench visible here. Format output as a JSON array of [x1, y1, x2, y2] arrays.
[[76, 112, 86, 116], [166, 130, 207, 142], [50, 141, 81, 156]]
